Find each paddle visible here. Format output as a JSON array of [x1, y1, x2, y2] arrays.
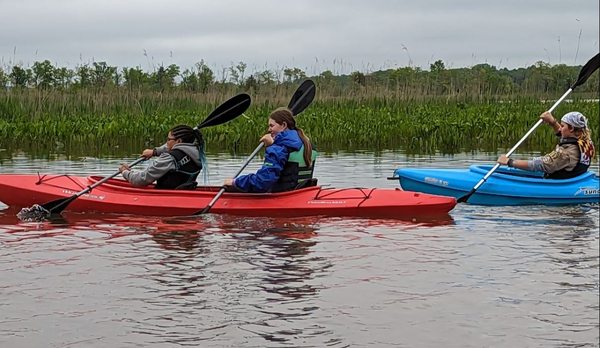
[[457, 53, 600, 203], [27, 93, 252, 217], [197, 79, 316, 215], [196, 93, 251, 129], [35, 156, 147, 215]]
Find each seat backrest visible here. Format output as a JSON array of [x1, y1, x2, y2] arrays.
[[295, 178, 318, 189], [174, 181, 198, 190]]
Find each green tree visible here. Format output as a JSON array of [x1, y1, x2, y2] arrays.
[[152, 64, 180, 91], [283, 67, 306, 83], [228, 61, 247, 85], [181, 68, 199, 91], [316, 70, 336, 90], [430, 59, 445, 73], [319, 70, 335, 81], [122, 66, 148, 90], [0, 68, 8, 89], [54, 67, 74, 89], [9, 65, 32, 88], [256, 69, 277, 86], [548, 64, 573, 91], [75, 64, 92, 88], [351, 71, 366, 87], [524, 61, 553, 94], [244, 74, 258, 91], [91, 62, 117, 88], [32, 60, 56, 89], [196, 60, 214, 92]]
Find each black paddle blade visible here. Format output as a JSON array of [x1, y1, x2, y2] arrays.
[[197, 93, 251, 129], [572, 53, 600, 88], [18, 197, 69, 221], [40, 195, 76, 215], [288, 80, 316, 116], [457, 190, 474, 203]]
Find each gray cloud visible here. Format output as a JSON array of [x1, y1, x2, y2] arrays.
[[1, 0, 598, 74]]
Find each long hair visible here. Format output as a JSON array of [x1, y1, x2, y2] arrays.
[[269, 107, 313, 167], [170, 124, 209, 183], [572, 127, 595, 160], [574, 127, 592, 142]]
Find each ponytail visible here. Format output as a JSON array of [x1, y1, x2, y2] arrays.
[[579, 128, 592, 142], [296, 128, 313, 167], [194, 129, 209, 183]]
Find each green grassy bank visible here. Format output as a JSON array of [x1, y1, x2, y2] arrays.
[[0, 89, 598, 160]]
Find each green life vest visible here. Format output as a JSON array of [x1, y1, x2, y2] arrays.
[[271, 145, 318, 192]]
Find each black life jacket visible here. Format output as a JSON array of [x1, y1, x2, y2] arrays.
[[155, 148, 201, 189], [271, 145, 318, 193], [545, 137, 594, 179]]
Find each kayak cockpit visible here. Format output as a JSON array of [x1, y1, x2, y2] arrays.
[[469, 164, 598, 183], [86, 176, 322, 196]]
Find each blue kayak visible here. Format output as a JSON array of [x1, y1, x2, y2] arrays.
[[392, 164, 600, 206]]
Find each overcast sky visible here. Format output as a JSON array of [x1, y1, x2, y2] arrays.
[[1, 0, 598, 76]]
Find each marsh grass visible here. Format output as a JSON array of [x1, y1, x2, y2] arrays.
[[0, 88, 598, 160]]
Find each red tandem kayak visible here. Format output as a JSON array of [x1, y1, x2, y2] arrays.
[[0, 174, 456, 218]]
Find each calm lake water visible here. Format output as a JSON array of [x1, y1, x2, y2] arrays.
[[1, 151, 599, 347]]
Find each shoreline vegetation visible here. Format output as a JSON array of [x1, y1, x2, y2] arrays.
[[0, 59, 598, 160]]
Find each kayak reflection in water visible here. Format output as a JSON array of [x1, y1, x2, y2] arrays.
[[119, 124, 207, 189], [497, 111, 595, 179], [224, 107, 318, 193]]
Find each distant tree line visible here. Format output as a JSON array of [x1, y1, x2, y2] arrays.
[[0, 58, 597, 99]]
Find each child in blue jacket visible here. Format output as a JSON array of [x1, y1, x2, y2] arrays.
[[224, 107, 316, 193]]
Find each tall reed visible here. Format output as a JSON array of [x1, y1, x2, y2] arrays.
[[0, 88, 597, 160]]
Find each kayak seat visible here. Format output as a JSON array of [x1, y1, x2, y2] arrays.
[[295, 178, 318, 190], [174, 181, 198, 190], [222, 178, 319, 194]]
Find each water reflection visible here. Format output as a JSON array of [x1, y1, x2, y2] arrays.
[[456, 203, 599, 346], [218, 216, 340, 346], [1, 153, 598, 347], [533, 207, 599, 343], [151, 230, 203, 251], [234, 219, 322, 300], [0, 208, 209, 243]]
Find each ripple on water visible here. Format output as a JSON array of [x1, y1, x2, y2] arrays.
[[0, 153, 598, 347]]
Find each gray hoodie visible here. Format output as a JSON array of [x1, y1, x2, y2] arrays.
[[122, 143, 202, 187]]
